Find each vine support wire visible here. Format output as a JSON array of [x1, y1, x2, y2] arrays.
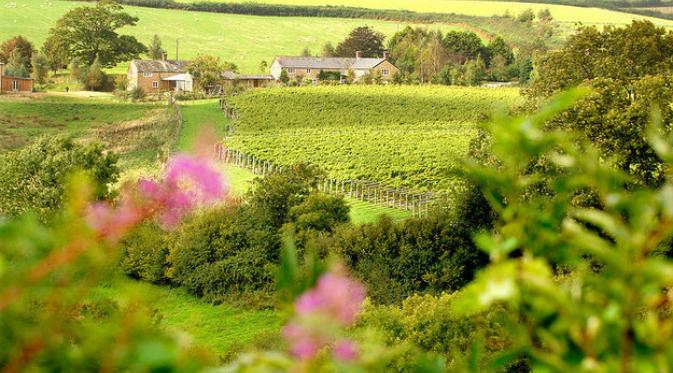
[[213, 143, 447, 217]]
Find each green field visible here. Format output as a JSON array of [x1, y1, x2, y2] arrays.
[[226, 85, 523, 191], [0, 0, 468, 74], [96, 278, 282, 358], [0, 94, 159, 153], [174, 0, 673, 25]]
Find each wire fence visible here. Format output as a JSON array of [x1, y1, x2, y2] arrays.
[[214, 144, 459, 217]]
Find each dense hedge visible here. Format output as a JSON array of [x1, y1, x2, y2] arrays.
[[361, 293, 528, 371], [120, 222, 170, 284]]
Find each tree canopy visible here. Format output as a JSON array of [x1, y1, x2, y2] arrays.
[[528, 20, 673, 186], [335, 26, 385, 58], [147, 34, 166, 60], [46, 1, 147, 67], [0, 36, 33, 68]]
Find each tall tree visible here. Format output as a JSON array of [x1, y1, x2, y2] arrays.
[[528, 20, 673, 186], [4, 49, 29, 78], [487, 36, 514, 65], [84, 55, 107, 91], [46, 1, 147, 67], [187, 55, 237, 94], [258, 60, 268, 73], [301, 47, 312, 57], [321, 42, 336, 57], [335, 26, 385, 58], [0, 36, 33, 67], [147, 34, 165, 60], [30, 52, 49, 84], [444, 31, 486, 65], [41, 35, 68, 74]]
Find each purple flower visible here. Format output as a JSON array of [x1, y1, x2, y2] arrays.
[[165, 155, 226, 204]]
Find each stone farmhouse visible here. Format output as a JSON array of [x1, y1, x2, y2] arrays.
[[0, 62, 34, 94], [127, 53, 192, 93], [270, 51, 399, 83]]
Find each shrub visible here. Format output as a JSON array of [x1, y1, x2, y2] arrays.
[[119, 222, 169, 284], [0, 137, 118, 220], [283, 193, 350, 252], [167, 205, 279, 300], [330, 209, 488, 304], [361, 293, 527, 372]]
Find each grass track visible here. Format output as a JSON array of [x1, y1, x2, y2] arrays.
[[96, 278, 282, 357]]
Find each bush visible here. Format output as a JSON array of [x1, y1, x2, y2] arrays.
[[329, 209, 488, 304], [119, 222, 169, 284], [0, 136, 118, 220], [361, 293, 527, 372], [167, 205, 279, 301], [283, 193, 350, 252]]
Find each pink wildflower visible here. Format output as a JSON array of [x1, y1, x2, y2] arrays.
[[165, 155, 226, 204], [295, 270, 366, 325], [283, 269, 366, 361], [333, 339, 359, 361], [85, 199, 143, 243]]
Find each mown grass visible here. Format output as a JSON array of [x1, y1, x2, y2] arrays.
[[0, 0, 468, 74], [174, 0, 673, 25], [96, 278, 283, 358]]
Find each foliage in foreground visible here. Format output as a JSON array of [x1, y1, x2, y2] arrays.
[[454, 89, 673, 370], [0, 136, 118, 220]]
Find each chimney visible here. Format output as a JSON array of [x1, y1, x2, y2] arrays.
[[161, 51, 168, 61], [383, 50, 390, 60], [355, 51, 363, 59]]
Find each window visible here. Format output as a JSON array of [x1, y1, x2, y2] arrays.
[[287, 67, 295, 73], [12, 80, 19, 91], [143, 71, 153, 77], [307, 68, 312, 73], [152, 81, 159, 89], [382, 69, 390, 76]]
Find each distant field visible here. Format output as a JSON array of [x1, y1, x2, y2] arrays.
[[0, 0, 467, 74], [173, 0, 673, 25], [226, 85, 523, 191]]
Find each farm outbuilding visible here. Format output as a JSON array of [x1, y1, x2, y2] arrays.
[[270, 51, 399, 83], [0, 62, 34, 94], [222, 71, 275, 89]]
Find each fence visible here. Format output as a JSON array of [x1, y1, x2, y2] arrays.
[[214, 144, 453, 218], [168, 95, 184, 154]]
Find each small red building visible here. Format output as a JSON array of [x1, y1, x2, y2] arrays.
[[0, 62, 34, 94]]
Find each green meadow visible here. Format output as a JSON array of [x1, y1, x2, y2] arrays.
[[0, 0, 467, 73]]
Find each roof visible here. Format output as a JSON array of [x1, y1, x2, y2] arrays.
[[351, 58, 386, 69], [222, 71, 274, 80], [131, 59, 189, 73], [162, 73, 191, 81], [273, 56, 356, 70], [273, 56, 388, 70]]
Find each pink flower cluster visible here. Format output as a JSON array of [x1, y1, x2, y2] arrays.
[[86, 155, 227, 242], [283, 269, 366, 361]]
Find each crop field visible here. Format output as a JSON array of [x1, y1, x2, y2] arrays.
[[0, 0, 468, 73], [226, 85, 523, 191], [174, 0, 673, 26], [178, 99, 410, 222]]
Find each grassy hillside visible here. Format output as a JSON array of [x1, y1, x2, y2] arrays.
[[0, 0, 468, 73], [226, 85, 523, 191], [0, 94, 160, 154], [172, 0, 673, 25]]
